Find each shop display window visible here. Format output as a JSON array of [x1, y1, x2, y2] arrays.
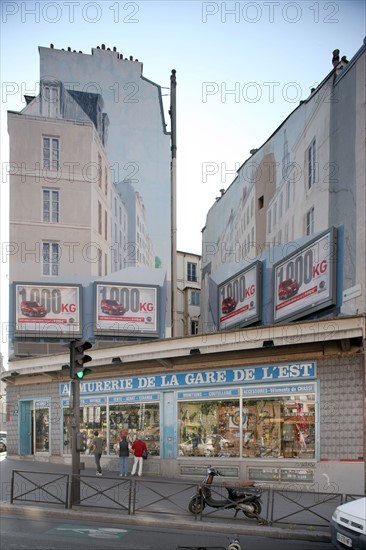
[[109, 403, 160, 456], [242, 395, 315, 459], [178, 393, 315, 459], [178, 400, 241, 458], [63, 406, 107, 455]]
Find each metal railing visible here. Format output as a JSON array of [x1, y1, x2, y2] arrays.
[[9, 469, 363, 529], [11, 470, 69, 508]]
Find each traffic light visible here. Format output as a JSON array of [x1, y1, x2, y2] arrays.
[[70, 340, 93, 380], [76, 431, 87, 452]]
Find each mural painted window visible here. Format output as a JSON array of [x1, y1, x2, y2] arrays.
[[109, 403, 160, 456], [43, 189, 59, 223], [178, 400, 240, 458], [63, 406, 107, 455], [306, 206, 314, 235], [98, 153, 102, 188], [98, 202, 102, 235], [187, 262, 198, 282], [191, 290, 200, 306], [42, 242, 59, 276], [42, 85, 59, 118], [43, 137, 59, 170], [307, 139, 316, 189]]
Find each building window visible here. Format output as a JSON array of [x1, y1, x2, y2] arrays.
[[42, 242, 59, 276], [191, 320, 199, 335], [306, 206, 314, 235], [105, 170, 108, 196], [267, 209, 272, 234], [98, 153, 102, 188], [43, 189, 59, 222], [42, 85, 59, 118], [98, 248, 102, 276], [104, 211, 108, 240], [98, 202, 102, 235], [286, 181, 291, 209], [307, 139, 316, 189], [258, 195, 264, 210], [279, 192, 283, 218], [187, 262, 197, 282], [191, 290, 200, 306], [43, 137, 59, 170]]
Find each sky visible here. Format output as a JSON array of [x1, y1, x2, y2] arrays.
[[0, 0, 365, 358]]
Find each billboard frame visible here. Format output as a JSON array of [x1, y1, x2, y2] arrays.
[[94, 282, 160, 338], [272, 227, 338, 324], [217, 261, 262, 330], [13, 281, 83, 338]]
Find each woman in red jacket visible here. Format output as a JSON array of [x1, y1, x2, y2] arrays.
[[130, 435, 147, 477]]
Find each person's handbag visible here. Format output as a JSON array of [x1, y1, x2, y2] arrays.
[[142, 449, 148, 459]]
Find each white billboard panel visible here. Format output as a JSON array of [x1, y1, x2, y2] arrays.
[[218, 262, 262, 330], [14, 283, 82, 336], [273, 228, 337, 323], [94, 283, 159, 337]]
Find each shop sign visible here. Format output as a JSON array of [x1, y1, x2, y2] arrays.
[[178, 389, 239, 399], [62, 397, 107, 407], [273, 227, 337, 323], [249, 468, 280, 482], [109, 394, 159, 403], [280, 469, 314, 483], [94, 283, 159, 337], [242, 383, 315, 396], [34, 400, 50, 408], [13, 283, 82, 337], [60, 362, 316, 396], [218, 261, 262, 330]]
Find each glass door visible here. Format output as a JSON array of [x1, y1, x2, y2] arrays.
[[34, 402, 50, 453]]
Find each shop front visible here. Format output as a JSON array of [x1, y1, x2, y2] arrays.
[[3, 316, 365, 494]]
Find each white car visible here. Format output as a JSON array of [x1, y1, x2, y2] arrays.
[[330, 497, 366, 549]]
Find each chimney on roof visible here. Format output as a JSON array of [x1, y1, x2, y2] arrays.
[[50, 43, 54, 48], [102, 44, 106, 50], [332, 49, 340, 67]]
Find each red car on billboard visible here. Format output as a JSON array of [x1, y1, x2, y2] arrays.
[[20, 301, 47, 317], [278, 278, 300, 300], [101, 299, 126, 315], [221, 297, 237, 314]]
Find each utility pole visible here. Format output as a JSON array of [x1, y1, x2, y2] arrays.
[[170, 69, 178, 337]]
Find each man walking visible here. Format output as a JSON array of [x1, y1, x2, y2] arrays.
[[131, 435, 147, 477], [92, 431, 104, 476]]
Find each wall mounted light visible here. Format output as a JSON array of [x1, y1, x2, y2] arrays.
[[112, 357, 122, 364], [190, 348, 201, 355]]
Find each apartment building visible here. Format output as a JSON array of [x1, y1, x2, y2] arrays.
[[201, 41, 366, 329], [176, 251, 201, 337]]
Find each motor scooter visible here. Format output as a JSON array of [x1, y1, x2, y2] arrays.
[[188, 466, 262, 519]]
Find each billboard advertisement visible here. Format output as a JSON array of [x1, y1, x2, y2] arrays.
[[14, 283, 82, 336], [273, 228, 337, 323], [94, 283, 159, 337], [218, 261, 262, 330]]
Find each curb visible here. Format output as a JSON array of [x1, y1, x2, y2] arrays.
[[0, 502, 331, 543]]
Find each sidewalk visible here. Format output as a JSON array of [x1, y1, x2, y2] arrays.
[[0, 455, 331, 543]]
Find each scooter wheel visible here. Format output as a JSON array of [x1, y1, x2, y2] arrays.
[[188, 497, 205, 514], [243, 500, 262, 518]]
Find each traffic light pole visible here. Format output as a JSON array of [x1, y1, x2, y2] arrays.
[[70, 352, 81, 505]]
